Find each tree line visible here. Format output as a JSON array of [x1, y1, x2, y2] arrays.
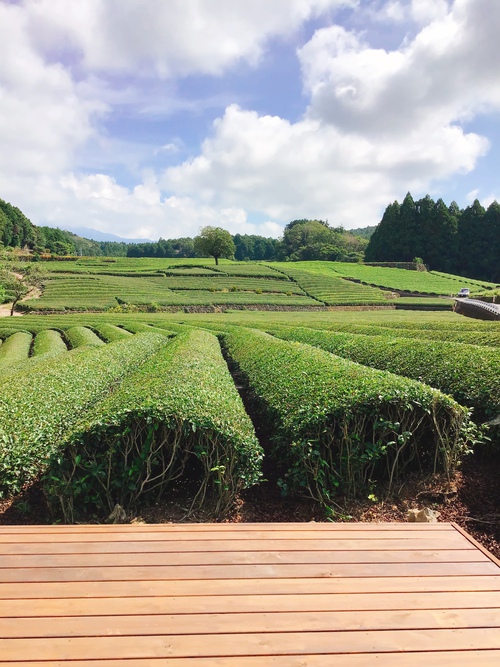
[[0, 195, 367, 263], [366, 193, 500, 283]]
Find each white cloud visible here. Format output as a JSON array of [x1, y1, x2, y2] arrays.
[[54, 171, 281, 239], [301, 0, 500, 136], [163, 0, 497, 228], [0, 0, 499, 240], [0, 3, 104, 181], [24, 0, 355, 77]]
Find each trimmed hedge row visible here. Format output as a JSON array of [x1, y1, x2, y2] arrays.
[[0, 332, 169, 495], [120, 322, 176, 337], [92, 323, 133, 342], [32, 329, 68, 358], [299, 321, 500, 347], [223, 327, 472, 504], [45, 329, 263, 521], [65, 326, 105, 348], [270, 326, 500, 424], [0, 332, 32, 370]]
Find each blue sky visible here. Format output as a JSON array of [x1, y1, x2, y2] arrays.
[[0, 0, 499, 241]]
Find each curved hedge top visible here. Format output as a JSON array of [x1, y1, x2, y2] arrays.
[[270, 326, 500, 423], [223, 326, 471, 503], [47, 328, 263, 520], [0, 332, 170, 495]]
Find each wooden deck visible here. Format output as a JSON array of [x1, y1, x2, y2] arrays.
[[0, 522, 499, 665]]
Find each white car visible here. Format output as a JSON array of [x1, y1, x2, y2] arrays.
[[457, 288, 470, 297]]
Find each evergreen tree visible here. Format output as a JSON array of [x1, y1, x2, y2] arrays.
[[364, 201, 401, 261]]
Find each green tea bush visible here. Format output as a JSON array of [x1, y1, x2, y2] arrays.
[[45, 329, 262, 521], [316, 322, 500, 348], [92, 323, 133, 342], [223, 327, 472, 505], [119, 322, 175, 337], [0, 332, 169, 496], [32, 329, 68, 358], [0, 332, 32, 370], [65, 326, 105, 348], [271, 326, 500, 424]]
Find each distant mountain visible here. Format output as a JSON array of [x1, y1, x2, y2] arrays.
[[62, 226, 154, 243]]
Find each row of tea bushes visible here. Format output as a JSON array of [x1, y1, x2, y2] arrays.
[[65, 326, 105, 348], [307, 321, 500, 347], [0, 332, 169, 495], [32, 329, 68, 358], [270, 326, 500, 425], [0, 331, 32, 370], [92, 323, 134, 342], [45, 329, 263, 521], [0, 330, 69, 383], [120, 322, 176, 337], [223, 327, 472, 505]]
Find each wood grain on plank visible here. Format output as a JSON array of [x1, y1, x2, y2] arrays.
[[2, 608, 500, 638], [3, 628, 500, 660], [0, 549, 487, 568], [1, 575, 499, 599], [2, 591, 500, 617]]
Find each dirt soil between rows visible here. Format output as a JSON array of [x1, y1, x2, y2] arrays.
[[1, 456, 499, 560]]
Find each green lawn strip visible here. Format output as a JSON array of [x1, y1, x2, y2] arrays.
[[0, 332, 32, 370], [0, 332, 170, 495], [328, 262, 491, 295], [223, 326, 471, 505], [430, 271, 499, 289], [65, 326, 106, 348], [45, 329, 263, 521], [32, 329, 68, 357], [269, 326, 499, 425], [268, 263, 389, 305]]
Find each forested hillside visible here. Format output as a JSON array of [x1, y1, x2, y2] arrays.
[[366, 193, 500, 282]]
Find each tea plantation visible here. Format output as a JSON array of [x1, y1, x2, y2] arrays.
[[1, 260, 499, 521]]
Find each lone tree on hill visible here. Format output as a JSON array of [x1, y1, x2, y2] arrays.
[[194, 226, 236, 265], [0, 264, 44, 316]]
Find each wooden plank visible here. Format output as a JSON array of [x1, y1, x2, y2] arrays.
[[1, 561, 497, 582], [452, 522, 500, 568], [0, 530, 465, 543], [0, 549, 487, 568], [6, 653, 500, 667], [3, 628, 500, 660], [2, 590, 500, 617], [2, 608, 500, 638], [1, 575, 499, 599], [0, 522, 452, 532], [0, 537, 473, 554]]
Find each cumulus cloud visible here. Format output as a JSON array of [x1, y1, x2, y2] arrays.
[[0, 0, 499, 238], [24, 0, 355, 76], [300, 0, 500, 136], [165, 0, 496, 227], [54, 171, 281, 239], [0, 2, 104, 181]]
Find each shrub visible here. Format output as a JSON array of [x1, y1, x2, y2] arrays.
[[270, 326, 500, 425], [0, 332, 169, 496], [223, 327, 472, 505], [32, 329, 68, 358], [92, 323, 133, 343], [0, 332, 32, 370], [65, 326, 105, 348], [45, 329, 262, 521]]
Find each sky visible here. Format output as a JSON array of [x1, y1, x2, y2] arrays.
[[1, 0, 499, 241]]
